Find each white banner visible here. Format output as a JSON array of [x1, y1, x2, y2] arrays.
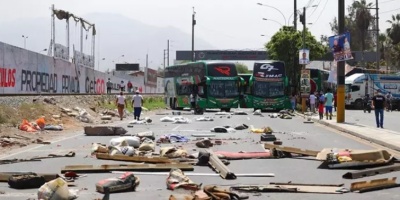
[[54, 43, 69, 61]]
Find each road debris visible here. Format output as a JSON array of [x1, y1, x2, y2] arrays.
[[251, 127, 273, 134], [342, 164, 400, 179], [350, 177, 400, 193], [264, 143, 319, 157], [84, 126, 127, 136], [61, 163, 194, 173], [157, 134, 189, 143], [160, 147, 188, 158], [8, 173, 46, 189], [0, 151, 75, 165], [96, 172, 140, 194], [38, 178, 79, 200], [195, 116, 214, 121], [167, 168, 200, 191], [207, 149, 236, 180], [231, 182, 349, 194], [215, 151, 272, 160], [260, 134, 277, 142], [95, 153, 172, 164]]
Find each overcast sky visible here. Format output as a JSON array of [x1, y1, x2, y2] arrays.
[[1, 0, 399, 67]]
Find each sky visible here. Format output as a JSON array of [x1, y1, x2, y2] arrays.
[[0, 0, 400, 69]]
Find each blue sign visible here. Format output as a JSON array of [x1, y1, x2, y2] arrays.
[[329, 32, 353, 62]]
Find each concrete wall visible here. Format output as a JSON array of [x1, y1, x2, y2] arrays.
[[0, 41, 157, 94]]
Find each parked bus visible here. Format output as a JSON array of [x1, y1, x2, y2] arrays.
[[164, 61, 243, 112], [242, 61, 291, 110]]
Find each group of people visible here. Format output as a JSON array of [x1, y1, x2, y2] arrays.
[[115, 90, 144, 121], [308, 89, 335, 120], [106, 78, 135, 94]]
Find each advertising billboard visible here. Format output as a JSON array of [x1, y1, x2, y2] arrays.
[[329, 32, 353, 62], [299, 49, 310, 65]]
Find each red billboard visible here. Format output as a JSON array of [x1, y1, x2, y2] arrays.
[[146, 68, 157, 87]]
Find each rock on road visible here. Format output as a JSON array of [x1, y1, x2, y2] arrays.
[[0, 109, 399, 200]]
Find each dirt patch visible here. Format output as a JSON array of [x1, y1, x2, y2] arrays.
[[0, 95, 165, 155]]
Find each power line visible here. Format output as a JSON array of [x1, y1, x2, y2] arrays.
[[310, 0, 329, 28], [381, 0, 397, 4], [380, 7, 400, 14]]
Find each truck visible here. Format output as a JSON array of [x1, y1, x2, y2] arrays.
[[345, 73, 400, 110]]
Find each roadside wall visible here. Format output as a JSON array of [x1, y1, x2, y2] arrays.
[[0, 41, 154, 94]]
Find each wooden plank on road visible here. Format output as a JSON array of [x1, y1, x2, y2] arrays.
[[264, 143, 320, 157], [95, 153, 172, 164], [61, 164, 194, 173]]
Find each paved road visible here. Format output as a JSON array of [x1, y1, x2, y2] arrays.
[[1, 109, 399, 200], [344, 109, 399, 132]]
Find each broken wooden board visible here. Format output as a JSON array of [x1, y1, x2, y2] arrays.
[[350, 177, 400, 193], [342, 164, 400, 179], [264, 143, 319, 157], [0, 172, 59, 182], [84, 126, 127, 136], [231, 184, 349, 194], [207, 149, 236, 180], [96, 153, 172, 164], [61, 164, 194, 173]]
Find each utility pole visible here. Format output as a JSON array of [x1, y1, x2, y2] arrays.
[[300, 7, 307, 113], [163, 49, 166, 70], [167, 40, 170, 66], [294, 0, 297, 30], [375, 0, 380, 70], [192, 7, 196, 61], [337, 0, 345, 123]]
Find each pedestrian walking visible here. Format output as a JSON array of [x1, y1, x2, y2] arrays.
[[290, 94, 297, 111], [371, 91, 386, 128], [127, 81, 133, 93], [106, 78, 112, 94], [132, 90, 144, 120], [324, 89, 334, 120], [318, 100, 324, 120], [309, 92, 316, 113], [120, 81, 126, 92], [115, 92, 127, 121], [190, 93, 197, 110]]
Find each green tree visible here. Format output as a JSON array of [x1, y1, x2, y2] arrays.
[[235, 63, 249, 74], [266, 26, 327, 93], [330, 0, 374, 52], [386, 14, 400, 45]]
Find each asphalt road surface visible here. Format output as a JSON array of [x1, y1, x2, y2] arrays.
[[344, 109, 399, 132], [1, 109, 399, 200]]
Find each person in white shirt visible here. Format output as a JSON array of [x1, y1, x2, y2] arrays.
[[115, 92, 127, 120], [132, 90, 144, 120], [309, 92, 316, 113]]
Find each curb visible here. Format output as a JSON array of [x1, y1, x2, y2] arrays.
[[295, 112, 400, 152]]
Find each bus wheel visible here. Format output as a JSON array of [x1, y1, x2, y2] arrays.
[[224, 108, 231, 112]]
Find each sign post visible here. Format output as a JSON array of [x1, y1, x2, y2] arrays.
[[300, 69, 311, 113]]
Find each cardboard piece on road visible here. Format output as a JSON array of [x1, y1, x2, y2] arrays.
[[316, 148, 394, 169], [231, 183, 349, 194], [84, 126, 127, 136], [96, 153, 172, 164], [350, 177, 399, 193], [61, 164, 194, 173], [342, 164, 400, 179], [264, 143, 319, 157]]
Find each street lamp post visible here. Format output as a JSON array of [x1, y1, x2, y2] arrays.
[[262, 18, 283, 26], [257, 3, 287, 26], [22, 35, 28, 49]]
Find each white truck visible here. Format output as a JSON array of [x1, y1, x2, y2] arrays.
[[345, 73, 400, 110]]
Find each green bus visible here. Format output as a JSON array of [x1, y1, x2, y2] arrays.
[[241, 61, 291, 110], [164, 61, 243, 112]]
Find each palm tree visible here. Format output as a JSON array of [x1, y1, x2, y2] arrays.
[[386, 14, 400, 45], [353, 0, 373, 64]]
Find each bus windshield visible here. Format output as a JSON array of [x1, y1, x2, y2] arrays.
[[254, 81, 284, 98], [209, 80, 239, 98]]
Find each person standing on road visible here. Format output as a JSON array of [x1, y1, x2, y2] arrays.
[[309, 92, 316, 113], [290, 93, 297, 111], [371, 91, 386, 128], [106, 78, 112, 94], [318, 100, 325, 120], [120, 81, 126, 92], [132, 90, 144, 120], [190, 92, 197, 110], [127, 81, 133, 93], [115, 92, 127, 121], [324, 89, 334, 120]]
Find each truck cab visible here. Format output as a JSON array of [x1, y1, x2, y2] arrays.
[[345, 73, 367, 109]]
